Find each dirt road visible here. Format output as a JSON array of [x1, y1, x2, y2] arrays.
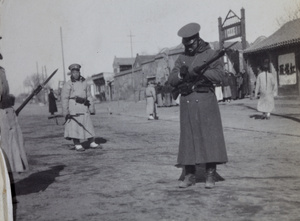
[[12, 99, 300, 221]]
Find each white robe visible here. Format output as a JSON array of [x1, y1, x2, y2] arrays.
[[255, 71, 277, 113], [145, 85, 156, 116]]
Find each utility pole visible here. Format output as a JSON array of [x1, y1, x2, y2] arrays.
[[60, 27, 66, 82], [128, 30, 135, 101], [128, 30, 135, 58], [36, 62, 39, 75]]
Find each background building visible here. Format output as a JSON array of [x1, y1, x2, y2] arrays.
[[244, 18, 300, 97]]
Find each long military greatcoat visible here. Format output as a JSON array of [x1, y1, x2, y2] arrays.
[[168, 42, 228, 165], [0, 67, 28, 172], [61, 76, 95, 140]]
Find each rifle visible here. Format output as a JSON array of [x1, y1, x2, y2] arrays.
[[15, 68, 59, 116], [172, 42, 238, 100], [48, 114, 64, 119]]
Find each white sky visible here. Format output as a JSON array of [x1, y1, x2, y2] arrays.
[[0, 0, 299, 95]]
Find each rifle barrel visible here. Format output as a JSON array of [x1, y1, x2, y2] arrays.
[[15, 68, 58, 116]]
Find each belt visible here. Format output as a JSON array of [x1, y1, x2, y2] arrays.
[[192, 85, 212, 93], [0, 95, 15, 109]]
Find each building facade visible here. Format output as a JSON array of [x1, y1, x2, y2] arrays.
[[91, 72, 114, 101], [244, 18, 300, 97]]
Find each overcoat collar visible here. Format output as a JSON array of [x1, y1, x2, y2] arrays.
[[71, 75, 85, 82]]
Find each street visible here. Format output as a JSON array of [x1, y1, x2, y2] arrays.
[[12, 98, 300, 221]]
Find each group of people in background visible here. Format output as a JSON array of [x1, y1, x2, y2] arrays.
[[146, 62, 276, 122], [155, 81, 179, 107], [215, 68, 255, 103]]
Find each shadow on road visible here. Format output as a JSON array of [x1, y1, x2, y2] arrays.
[[81, 136, 108, 149], [244, 105, 300, 123], [94, 137, 107, 144], [13, 164, 66, 196], [249, 114, 264, 120], [176, 164, 225, 183]]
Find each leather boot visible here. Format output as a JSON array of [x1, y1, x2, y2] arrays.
[[179, 174, 196, 188], [179, 165, 196, 188], [205, 163, 216, 189]]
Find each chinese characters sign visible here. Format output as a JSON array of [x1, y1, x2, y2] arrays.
[[224, 24, 241, 40], [278, 53, 297, 86]]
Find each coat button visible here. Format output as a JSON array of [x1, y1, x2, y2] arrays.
[[196, 100, 199, 102], [187, 100, 189, 103]]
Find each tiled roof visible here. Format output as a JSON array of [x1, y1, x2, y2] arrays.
[[137, 55, 156, 63], [244, 18, 300, 54], [210, 41, 249, 51], [113, 57, 135, 66]]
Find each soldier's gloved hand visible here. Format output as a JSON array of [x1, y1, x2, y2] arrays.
[[83, 99, 90, 107], [65, 114, 71, 121], [179, 65, 189, 79], [193, 66, 206, 76]]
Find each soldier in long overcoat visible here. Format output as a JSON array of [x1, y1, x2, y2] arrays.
[[0, 66, 28, 172], [168, 23, 228, 189], [61, 64, 101, 151]]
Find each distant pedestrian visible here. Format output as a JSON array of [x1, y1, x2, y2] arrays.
[[255, 61, 277, 120], [145, 80, 158, 120], [48, 88, 57, 115], [61, 63, 101, 152], [168, 22, 228, 189], [162, 82, 172, 107], [222, 70, 232, 102], [155, 82, 163, 107], [228, 71, 237, 100], [236, 73, 243, 99], [241, 69, 249, 97]]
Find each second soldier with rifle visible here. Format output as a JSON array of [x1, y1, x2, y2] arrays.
[[61, 63, 101, 152], [168, 23, 228, 189]]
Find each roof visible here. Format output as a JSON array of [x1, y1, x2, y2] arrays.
[[113, 57, 135, 66], [210, 41, 249, 51], [244, 18, 300, 54], [251, 36, 267, 46], [136, 54, 156, 63]]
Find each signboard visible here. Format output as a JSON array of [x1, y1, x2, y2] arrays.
[[221, 10, 242, 41], [278, 53, 297, 86], [224, 24, 241, 40], [218, 9, 246, 50]]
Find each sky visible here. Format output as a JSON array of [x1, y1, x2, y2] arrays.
[[0, 0, 299, 95]]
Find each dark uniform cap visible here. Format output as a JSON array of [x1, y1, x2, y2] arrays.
[[178, 23, 200, 44], [68, 63, 81, 71]]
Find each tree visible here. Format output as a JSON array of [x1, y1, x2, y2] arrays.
[[23, 73, 47, 103], [277, 2, 300, 26]]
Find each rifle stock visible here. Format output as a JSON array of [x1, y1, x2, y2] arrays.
[[15, 68, 58, 116]]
